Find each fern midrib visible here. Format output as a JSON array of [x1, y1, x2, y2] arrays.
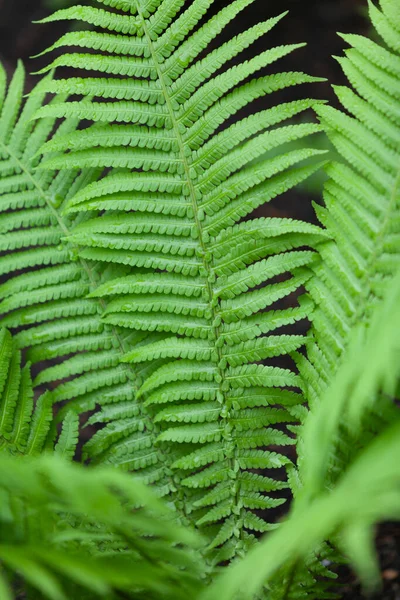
[[0, 138, 100, 289], [136, 1, 247, 541], [0, 137, 183, 506]]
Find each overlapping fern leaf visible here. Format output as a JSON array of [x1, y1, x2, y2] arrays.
[[35, 0, 329, 556], [297, 0, 400, 405], [202, 270, 400, 600], [0, 62, 185, 500], [0, 327, 78, 458]]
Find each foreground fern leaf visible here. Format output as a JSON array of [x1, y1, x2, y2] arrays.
[[0, 452, 205, 600], [36, 0, 329, 555], [0, 63, 183, 499], [297, 0, 400, 405]]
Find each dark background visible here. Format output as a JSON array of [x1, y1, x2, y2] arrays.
[[1, 1, 399, 598]]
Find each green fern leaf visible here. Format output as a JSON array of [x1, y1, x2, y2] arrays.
[[297, 0, 400, 406], [0, 62, 182, 497], [34, 0, 328, 553]]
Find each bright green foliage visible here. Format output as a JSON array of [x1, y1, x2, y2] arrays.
[[1, 271, 400, 600], [0, 452, 205, 600], [0, 328, 78, 458], [0, 0, 399, 597], [36, 0, 329, 555], [297, 0, 400, 406]]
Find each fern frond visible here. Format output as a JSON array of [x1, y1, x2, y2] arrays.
[[35, 0, 328, 552], [297, 0, 400, 405], [0, 63, 183, 498]]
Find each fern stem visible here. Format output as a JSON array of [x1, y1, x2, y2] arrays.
[[135, 0, 248, 550]]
